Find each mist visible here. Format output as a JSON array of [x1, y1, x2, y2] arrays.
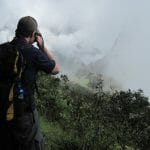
[[0, 0, 150, 98]]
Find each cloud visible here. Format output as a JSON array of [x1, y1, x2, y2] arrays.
[[0, 0, 150, 98]]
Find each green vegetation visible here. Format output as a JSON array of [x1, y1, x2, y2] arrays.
[[36, 73, 150, 150]]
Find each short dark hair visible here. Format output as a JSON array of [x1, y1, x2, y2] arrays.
[[15, 16, 38, 37]]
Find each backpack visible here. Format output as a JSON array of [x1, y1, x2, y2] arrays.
[[0, 42, 24, 122]]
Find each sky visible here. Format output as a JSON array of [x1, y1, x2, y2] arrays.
[[0, 0, 150, 98]]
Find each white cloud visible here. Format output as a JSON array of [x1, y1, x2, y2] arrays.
[[0, 0, 150, 98]]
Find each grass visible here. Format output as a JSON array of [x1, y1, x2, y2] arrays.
[[40, 116, 79, 150], [72, 78, 89, 88]]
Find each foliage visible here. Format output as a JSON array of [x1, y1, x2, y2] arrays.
[[36, 73, 150, 150]]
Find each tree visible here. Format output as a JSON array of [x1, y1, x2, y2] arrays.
[[36, 73, 150, 150]]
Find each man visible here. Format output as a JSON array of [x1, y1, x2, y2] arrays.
[[0, 16, 60, 150]]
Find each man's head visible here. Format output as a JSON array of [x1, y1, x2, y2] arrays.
[[15, 16, 39, 38]]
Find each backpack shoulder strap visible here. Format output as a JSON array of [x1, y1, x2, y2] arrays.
[[6, 43, 25, 121]]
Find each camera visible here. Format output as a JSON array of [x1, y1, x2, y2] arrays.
[[34, 32, 44, 49], [34, 32, 42, 41]]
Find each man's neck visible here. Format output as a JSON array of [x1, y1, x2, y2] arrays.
[[24, 37, 31, 44]]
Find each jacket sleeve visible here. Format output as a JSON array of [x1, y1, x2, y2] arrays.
[[33, 48, 55, 74]]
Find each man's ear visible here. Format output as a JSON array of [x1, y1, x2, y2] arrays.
[[32, 31, 36, 38], [31, 31, 37, 43]]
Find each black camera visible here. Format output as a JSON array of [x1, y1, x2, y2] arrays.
[[34, 32, 42, 41], [34, 32, 44, 50]]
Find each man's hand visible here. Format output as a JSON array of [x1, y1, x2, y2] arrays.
[[35, 33, 60, 74], [35, 33, 44, 50]]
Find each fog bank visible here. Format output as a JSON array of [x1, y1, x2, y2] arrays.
[[0, 0, 150, 98]]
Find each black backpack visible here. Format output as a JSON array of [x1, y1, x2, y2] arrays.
[[0, 42, 24, 122]]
